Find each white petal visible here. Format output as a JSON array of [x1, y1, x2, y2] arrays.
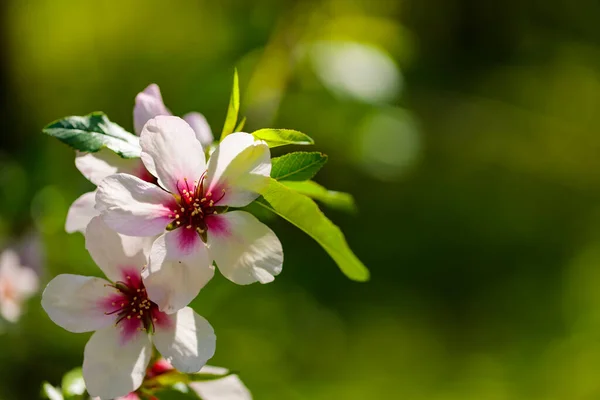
[[41, 274, 115, 333], [133, 84, 172, 135], [191, 366, 252, 400], [140, 116, 206, 194], [75, 151, 141, 186], [65, 191, 100, 234], [0, 250, 23, 281], [143, 231, 214, 314], [83, 326, 152, 399], [85, 217, 153, 282], [153, 307, 216, 373], [0, 250, 38, 323], [207, 211, 283, 285], [96, 173, 175, 236], [183, 112, 214, 147], [0, 300, 21, 322], [204, 132, 271, 207]]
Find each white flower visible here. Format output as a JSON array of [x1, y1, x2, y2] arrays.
[[42, 217, 216, 400], [0, 249, 38, 322], [96, 116, 283, 313], [66, 84, 213, 234]]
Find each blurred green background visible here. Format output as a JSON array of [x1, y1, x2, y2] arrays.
[[2, 0, 600, 398]]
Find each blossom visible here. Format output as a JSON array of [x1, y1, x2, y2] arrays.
[[96, 116, 283, 313], [66, 84, 213, 234], [0, 249, 38, 322], [99, 359, 251, 400], [42, 217, 216, 399]]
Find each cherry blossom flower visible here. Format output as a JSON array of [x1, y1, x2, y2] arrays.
[[96, 116, 283, 313], [99, 359, 251, 400], [42, 217, 216, 399], [66, 84, 213, 234], [0, 249, 38, 322]]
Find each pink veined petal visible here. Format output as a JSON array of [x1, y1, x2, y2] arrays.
[[65, 191, 100, 234], [96, 173, 176, 237], [153, 307, 216, 373], [75, 150, 142, 186], [83, 325, 152, 399], [183, 112, 214, 147], [140, 116, 206, 194], [85, 217, 153, 282], [133, 84, 172, 135], [204, 132, 271, 208], [41, 274, 116, 333], [206, 211, 283, 285], [143, 231, 214, 314]]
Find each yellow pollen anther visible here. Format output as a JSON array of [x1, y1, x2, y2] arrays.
[[209, 200, 214, 206], [137, 315, 141, 319], [126, 276, 131, 280], [206, 192, 212, 197], [187, 225, 192, 229], [127, 316, 131, 319], [176, 221, 181, 225], [181, 207, 185, 212]]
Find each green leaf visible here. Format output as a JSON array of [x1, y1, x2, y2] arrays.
[[234, 116, 247, 132], [152, 388, 200, 399], [61, 367, 85, 397], [282, 180, 357, 213], [43, 112, 141, 158], [252, 129, 314, 148], [255, 178, 369, 281], [185, 371, 234, 382], [271, 152, 328, 181], [148, 369, 232, 388], [220, 69, 240, 140], [41, 382, 64, 400]]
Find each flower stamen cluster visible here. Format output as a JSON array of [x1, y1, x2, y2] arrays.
[[103, 271, 164, 334], [167, 175, 226, 237]]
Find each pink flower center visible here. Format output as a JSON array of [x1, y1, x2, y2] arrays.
[[103, 269, 167, 334], [167, 174, 225, 237]]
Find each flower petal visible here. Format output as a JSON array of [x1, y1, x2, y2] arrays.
[[0, 299, 22, 323], [153, 307, 216, 373], [83, 326, 152, 399], [75, 150, 141, 186], [65, 191, 100, 234], [85, 217, 153, 282], [183, 112, 214, 147], [133, 84, 172, 135], [207, 211, 283, 285], [96, 173, 175, 236], [0, 250, 38, 321], [190, 366, 252, 400], [143, 231, 214, 314], [41, 274, 115, 333], [204, 132, 271, 207], [140, 116, 206, 194]]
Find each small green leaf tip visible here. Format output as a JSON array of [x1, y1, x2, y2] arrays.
[[220, 69, 240, 140]]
